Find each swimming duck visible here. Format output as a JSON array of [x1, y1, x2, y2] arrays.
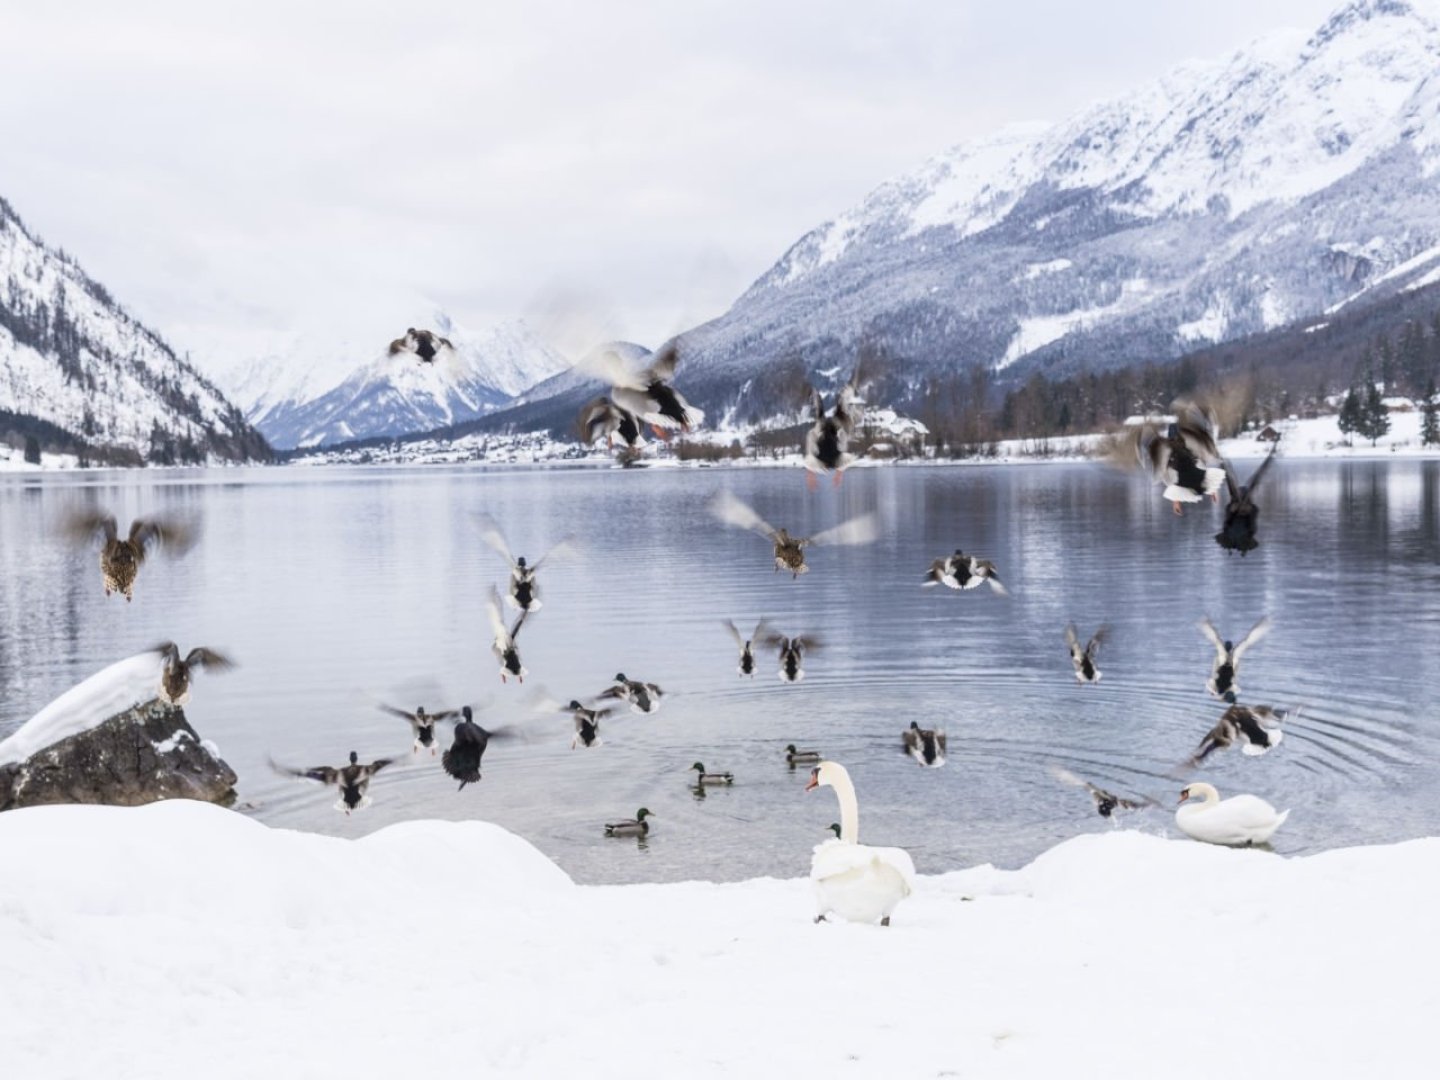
[[62, 510, 197, 601], [486, 586, 528, 683], [1215, 445, 1279, 556], [577, 396, 646, 459], [269, 750, 394, 815], [565, 699, 614, 749], [604, 808, 654, 837], [1049, 766, 1154, 821], [710, 491, 878, 578], [598, 673, 664, 714], [722, 618, 769, 677], [1188, 698, 1291, 765], [806, 761, 915, 925], [691, 762, 734, 785], [477, 515, 576, 613], [826, 822, 842, 839], [588, 343, 705, 436], [786, 744, 822, 766], [379, 703, 460, 755], [387, 328, 454, 364], [1131, 399, 1227, 514], [1200, 615, 1270, 699], [442, 705, 502, 790], [764, 632, 820, 683], [803, 364, 865, 489], [902, 721, 947, 768], [1175, 782, 1289, 846], [1064, 623, 1109, 683], [923, 550, 1008, 594], [152, 642, 233, 706]]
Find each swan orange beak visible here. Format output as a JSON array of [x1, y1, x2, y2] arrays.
[[804, 772, 819, 793]]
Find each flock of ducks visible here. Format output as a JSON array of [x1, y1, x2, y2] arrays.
[[52, 365, 1301, 926]]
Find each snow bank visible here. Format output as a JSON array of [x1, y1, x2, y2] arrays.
[[0, 652, 164, 766], [2, 803, 1435, 1079]]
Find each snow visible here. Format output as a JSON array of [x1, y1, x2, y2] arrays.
[[997, 308, 1110, 370], [1, 800, 1436, 1078], [0, 652, 163, 767]]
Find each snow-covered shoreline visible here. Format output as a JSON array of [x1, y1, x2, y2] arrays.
[[3, 800, 1436, 1079]]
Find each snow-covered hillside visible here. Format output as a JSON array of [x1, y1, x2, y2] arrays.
[[674, 0, 1440, 419], [3, 801, 1436, 1078], [0, 198, 267, 463], [226, 314, 572, 450]]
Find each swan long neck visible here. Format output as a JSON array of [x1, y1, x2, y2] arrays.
[[830, 769, 860, 844]]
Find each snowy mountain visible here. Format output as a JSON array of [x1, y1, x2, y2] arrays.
[[669, 0, 1440, 422], [0, 198, 268, 464], [227, 313, 572, 450]]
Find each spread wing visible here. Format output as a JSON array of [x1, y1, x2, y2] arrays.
[[709, 491, 778, 540], [129, 515, 198, 560], [1064, 624, 1083, 662], [1222, 459, 1242, 502], [61, 509, 118, 546], [378, 704, 419, 723], [902, 727, 921, 753], [810, 512, 878, 548], [388, 335, 411, 355], [1233, 616, 1272, 663], [580, 348, 649, 392], [269, 756, 338, 786], [183, 647, 234, 672], [1247, 445, 1279, 492], [643, 342, 679, 383], [532, 537, 578, 573], [722, 620, 745, 648], [365, 758, 396, 777], [476, 515, 516, 568], [1086, 625, 1109, 659], [1198, 617, 1227, 661], [486, 587, 509, 643]]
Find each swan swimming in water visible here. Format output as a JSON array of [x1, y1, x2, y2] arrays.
[[1175, 782, 1289, 846], [805, 761, 915, 926]]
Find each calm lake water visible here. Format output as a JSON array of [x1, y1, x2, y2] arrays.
[[1, 460, 1437, 883]]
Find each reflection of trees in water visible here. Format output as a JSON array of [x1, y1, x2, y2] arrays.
[[1338, 461, 1439, 569]]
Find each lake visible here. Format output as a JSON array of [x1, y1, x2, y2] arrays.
[[1, 459, 1437, 883]]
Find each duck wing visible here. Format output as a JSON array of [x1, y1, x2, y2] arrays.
[[975, 560, 1008, 595], [1232, 616, 1272, 663], [363, 758, 395, 777], [582, 348, 650, 393], [643, 342, 680, 383], [1246, 444, 1279, 492], [810, 512, 878, 548], [531, 537, 578, 573], [722, 620, 745, 648], [709, 491, 779, 541], [1064, 624, 1083, 664], [1199, 617, 1228, 662], [129, 515, 198, 560], [61, 508, 118, 546], [486, 587, 510, 645], [922, 558, 949, 586], [268, 757, 339, 786], [1172, 398, 1221, 460], [182, 647, 234, 672], [1086, 624, 1109, 660], [476, 515, 516, 569]]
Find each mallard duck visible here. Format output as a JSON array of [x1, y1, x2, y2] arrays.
[[604, 807, 654, 837], [1200, 615, 1270, 699], [902, 721, 947, 768], [564, 699, 614, 749], [62, 510, 197, 601], [764, 631, 819, 683], [1215, 445, 1279, 555], [691, 762, 734, 785], [803, 364, 865, 489], [1176, 782, 1289, 846], [379, 703, 460, 755], [486, 586, 528, 683], [1129, 399, 1227, 514], [923, 550, 1008, 595], [710, 491, 878, 578], [1064, 623, 1109, 683], [786, 744, 822, 766], [1188, 699, 1291, 765], [806, 761, 915, 925], [598, 673, 663, 714], [387, 328, 454, 364], [826, 822, 842, 839], [477, 516, 576, 613], [152, 642, 233, 706], [577, 396, 646, 459], [269, 751, 394, 815], [587, 343, 705, 436], [722, 618, 769, 677], [1049, 766, 1154, 821], [442, 705, 503, 790]]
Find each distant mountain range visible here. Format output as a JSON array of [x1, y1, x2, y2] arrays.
[[0, 198, 268, 464]]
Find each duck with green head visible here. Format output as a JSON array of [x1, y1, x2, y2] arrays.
[[604, 808, 654, 837], [691, 762, 734, 785]]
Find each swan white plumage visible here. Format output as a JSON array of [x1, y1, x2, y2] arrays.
[[805, 761, 916, 925], [1175, 782, 1289, 846]]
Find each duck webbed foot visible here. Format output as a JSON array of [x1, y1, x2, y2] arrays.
[[832, 470, 843, 489], [806, 471, 819, 491], [1172, 500, 1184, 516]]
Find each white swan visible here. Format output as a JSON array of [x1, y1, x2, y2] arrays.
[[805, 761, 916, 925], [1175, 782, 1289, 846]]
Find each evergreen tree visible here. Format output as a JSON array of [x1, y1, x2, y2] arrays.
[[1337, 386, 1361, 446], [1378, 334, 1396, 391], [1423, 380, 1440, 447], [23, 436, 41, 465], [1361, 378, 1391, 447], [1400, 320, 1427, 396]]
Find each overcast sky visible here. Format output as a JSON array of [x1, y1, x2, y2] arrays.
[[0, 0, 1342, 374]]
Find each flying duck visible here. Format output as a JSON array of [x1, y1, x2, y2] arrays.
[[597, 673, 664, 714], [902, 721, 947, 768], [604, 808, 654, 837], [587, 343, 705, 436], [477, 515, 576, 613], [803, 364, 865, 489], [577, 396, 646, 461], [1064, 623, 1109, 684], [923, 550, 1008, 595], [62, 510, 197, 601], [1200, 615, 1270, 699], [1049, 766, 1154, 821], [710, 491, 878, 578], [691, 762, 735, 785], [152, 642, 233, 706], [1128, 398, 1227, 514], [1215, 444, 1279, 556], [722, 618, 769, 677], [786, 744, 822, 766], [387, 328, 454, 364], [486, 586, 528, 683], [1188, 699, 1291, 765], [565, 699, 614, 749], [442, 705, 503, 790], [379, 703, 460, 755], [270, 751, 394, 815], [764, 631, 819, 683]]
